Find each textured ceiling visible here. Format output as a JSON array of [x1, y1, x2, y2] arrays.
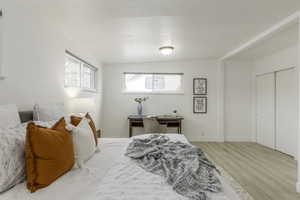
[[233, 24, 298, 60], [61, 0, 300, 64]]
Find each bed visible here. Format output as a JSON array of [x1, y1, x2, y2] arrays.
[[0, 111, 252, 200]]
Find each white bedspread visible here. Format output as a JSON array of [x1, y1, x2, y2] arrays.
[[0, 134, 240, 200]]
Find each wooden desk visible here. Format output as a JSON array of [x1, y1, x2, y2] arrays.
[[128, 115, 184, 137]]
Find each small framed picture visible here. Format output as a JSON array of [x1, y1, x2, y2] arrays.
[[193, 78, 207, 95], [193, 96, 207, 114]]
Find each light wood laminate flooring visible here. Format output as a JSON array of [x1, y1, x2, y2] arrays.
[[191, 142, 300, 200]]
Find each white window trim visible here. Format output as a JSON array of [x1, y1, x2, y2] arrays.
[[122, 91, 185, 95], [122, 72, 184, 95], [81, 63, 96, 91], [65, 51, 98, 93], [64, 86, 97, 93]]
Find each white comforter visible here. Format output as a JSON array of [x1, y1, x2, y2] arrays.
[[0, 134, 240, 200]]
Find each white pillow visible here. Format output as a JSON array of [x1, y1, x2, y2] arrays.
[[33, 103, 65, 121], [68, 118, 98, 168], [0, 104, 21, 129], [0, 126, 26, 192]]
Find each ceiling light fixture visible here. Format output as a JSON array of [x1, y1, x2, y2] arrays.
[[159, 46, 174, 55]]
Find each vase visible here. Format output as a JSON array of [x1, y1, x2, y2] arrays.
[[137, 103, 143, 116]]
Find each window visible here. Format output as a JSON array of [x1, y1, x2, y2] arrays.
[[65, 56, 81, 88], [65, 51, 97, 91], [81, 64, 95, 89], [124, 73, 184, 94]]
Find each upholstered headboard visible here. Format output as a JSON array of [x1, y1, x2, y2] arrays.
[[19, 111, 34, 123]]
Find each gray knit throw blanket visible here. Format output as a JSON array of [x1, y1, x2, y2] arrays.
[[125, 135, 222, 200]]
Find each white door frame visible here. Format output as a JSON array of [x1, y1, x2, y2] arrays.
[[275, 67, 297, 157], [255, 72, 276, 148]]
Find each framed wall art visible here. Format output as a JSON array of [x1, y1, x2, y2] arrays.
[[193, 96, 207, 114], [193, 78, 207, 95]]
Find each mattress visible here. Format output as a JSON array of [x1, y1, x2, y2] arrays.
[[0, 134, 241, 200]]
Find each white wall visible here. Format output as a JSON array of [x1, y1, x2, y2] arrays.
[[223, 45, 299, 143], [0, 9, 3, 77], [253, 44, 299, 146], [224, 61, 254, 141], [102, 60, 221, 141], [298, 20, 300, 193], [237, 40, 300, 191], [0, 1, 103, 128], [253, 44, 300, 191], [223, 44, 299, 143], [253, 44, 298, 75]]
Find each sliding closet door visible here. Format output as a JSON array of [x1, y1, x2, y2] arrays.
[[276, 68, 298, 157], [256, 73, 275, 149]]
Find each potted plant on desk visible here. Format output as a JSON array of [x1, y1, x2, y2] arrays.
[[134, 97, 149, 116]]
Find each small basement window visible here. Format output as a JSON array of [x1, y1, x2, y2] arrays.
[[65, 51, 97, 91], [124, 72, 184, 94]]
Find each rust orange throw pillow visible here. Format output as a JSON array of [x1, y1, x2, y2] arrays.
[[25, 118, 74, 192], [70, 113, 98, 146]]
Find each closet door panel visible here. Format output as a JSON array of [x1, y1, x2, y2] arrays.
[[276, 68, 298, 157], [256, 73, 275, 149]]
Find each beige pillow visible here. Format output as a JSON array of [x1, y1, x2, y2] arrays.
[[70, 113, 98, 146], [67, 118, 99, 168]]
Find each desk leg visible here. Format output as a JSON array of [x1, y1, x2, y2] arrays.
[[179, 121, 182, 134], [129, 123, 132, 137]]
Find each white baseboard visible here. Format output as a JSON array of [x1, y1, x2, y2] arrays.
[[297, 182, 300, 193], [190, 136, 253, 143], [190, 137, 224, 142], [225, 136, 253, 142]]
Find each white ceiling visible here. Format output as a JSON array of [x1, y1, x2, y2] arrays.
[[232, 24, 299, 60], [62, 0, 300, 64]]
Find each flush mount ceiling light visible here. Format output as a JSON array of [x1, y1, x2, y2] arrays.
[[159, 46, 174, 55]]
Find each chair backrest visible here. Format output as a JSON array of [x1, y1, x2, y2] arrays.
[[143, 117, 160, 133], [143, 117, 166, 133]]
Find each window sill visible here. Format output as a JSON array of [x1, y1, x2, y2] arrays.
[[122, 91, 184, 95], [64, 87, 98, 98], [64, 87, 97, 93], [81, 88, 97, 93]]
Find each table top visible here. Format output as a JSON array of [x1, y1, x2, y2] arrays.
[[128, 115, 184, 120]]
